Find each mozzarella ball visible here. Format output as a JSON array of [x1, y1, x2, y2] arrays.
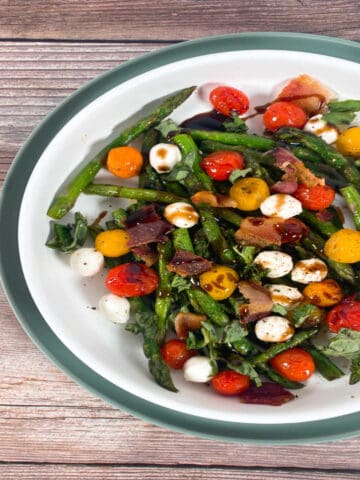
[[260, 193, 302, 219], [70, 248, 104, 277], [183, 356, 214, 383], [291, 258, 328, 284], [267, 284, 303, 309], [149, 143, 182, 174], [254, 251, 293, 278], [255, 316, 295, 343], [98, 294, 130, 324], [164, 202, 199, 228], [304, 114, 338, 144]]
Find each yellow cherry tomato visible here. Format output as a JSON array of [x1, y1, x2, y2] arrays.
[[95, 229, 130, 258], [229, 177, 270, 211], [302, 279, 344, 308], [336, 126, 360, 157], [199, 265, 239, 301], [324, 228, 360, 263]]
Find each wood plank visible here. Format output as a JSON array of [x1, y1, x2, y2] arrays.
[[0, 0, 359, 41], [1, 289, 360, 469], [0, 465, 359, 480], [0, 42, 162, 185]]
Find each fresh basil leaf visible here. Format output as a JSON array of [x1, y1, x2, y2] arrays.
[[46, 212, 88, 253], [321, 328, 360, 359], [227, 360, 262, 387], [223, 112, 248, 133], [323, 111, 356, 126], [164, 163, 191, 182], [292, 303, 318, 328], [224, 321, 248, 343], [229, 167, 252, 184], [328, 99, 360, 112], [233, 245, 257, 265], [171, 275, 191, 293], [271, 304, 288, 316], [155, 119, 180, 138], [350, 356, 360, 385]]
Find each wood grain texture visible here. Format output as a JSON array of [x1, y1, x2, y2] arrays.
[[0, 0, 359, 41], [1, 465, 360, 480], [0, 42, 162, 185], [1, 24, 360, 478]]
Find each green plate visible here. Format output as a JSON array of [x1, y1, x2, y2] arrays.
[[1, 32, 360, 444]]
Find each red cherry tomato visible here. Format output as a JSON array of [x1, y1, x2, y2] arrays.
[[326, 295, 360, 333], [210, 370, 250, 396], [209, 86, 249, 117], [294, 183, 335, 211], [161, 339, 196, 369], [200, 150, 245, 181], [105, 262, 159, 297], [270, 348, 315, 382], [263, 101, 307, 132]]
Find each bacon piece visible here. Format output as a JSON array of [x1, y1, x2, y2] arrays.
[[273, 147, 323, 188], [235, 216, 308, 248], [174, 312, 207, 339], [271, 180, 298, 194], [167, 249, 213, 277], [316, 209, 334, 222], [239, 382, 295, 406], [125, 204, 174, 247], [277, 74, 334, 115], [191, 191, 237, 208], [238, 281, 273, 323], [235, 217, 283, 247], [132, 244, 158, 267]]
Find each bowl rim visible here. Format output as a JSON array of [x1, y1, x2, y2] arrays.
[[1, 32, 360, 444]]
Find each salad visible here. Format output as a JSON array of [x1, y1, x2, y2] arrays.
[[46, 75, 360, 406]]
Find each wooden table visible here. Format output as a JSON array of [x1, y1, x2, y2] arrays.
[[1, 2, 360, 478]]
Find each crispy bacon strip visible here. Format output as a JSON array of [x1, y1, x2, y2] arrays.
[[273, 147, 323, 188], [125, 204, 174, 247], [238, 280, 273, 323], [132, 244, 158, 266], [191, 191, 238, 208], [239, 382, 295, 406], [174, 312, 207, 339], [167, 249, 213, 277], [235, 216, 307, 248]]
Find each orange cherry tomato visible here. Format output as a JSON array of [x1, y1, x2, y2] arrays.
[[263, 101, 307, 132], [200, 150, 245, 181], [105, 263, 159, 297], [107, 146, 143, 178], [294, 183, 335, 211], [326, 295, 360, 333], [210, 370, 250, 396], [209, 86, 249, 117], [270, 348, 315, 382], [161, 339, 196, 369]]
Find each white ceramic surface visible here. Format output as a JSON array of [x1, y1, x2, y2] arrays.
[[18, 49, 360, 424]]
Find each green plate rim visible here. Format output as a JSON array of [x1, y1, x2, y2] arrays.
[[1, 32, 360, 444]]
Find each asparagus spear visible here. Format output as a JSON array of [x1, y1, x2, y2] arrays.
[[173, 133, 214, 191], [214, 208, 243, 227], [199, 207, 236, 264], [83, 183, 187, 204], [275, 127, 360, 187], [172, 228, 194, 253], [327, 99, 360, 112], [155, 240, 173, 343], [47, 86, 196, 219], [187, 288, 229, 327], [303, 343, 344, 381], [257, 363, 304, 389], [299, 209, 340, 238], [340, 185, 360, 231], [249, 328, 318, 367], [189, 130, 275, 151]]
